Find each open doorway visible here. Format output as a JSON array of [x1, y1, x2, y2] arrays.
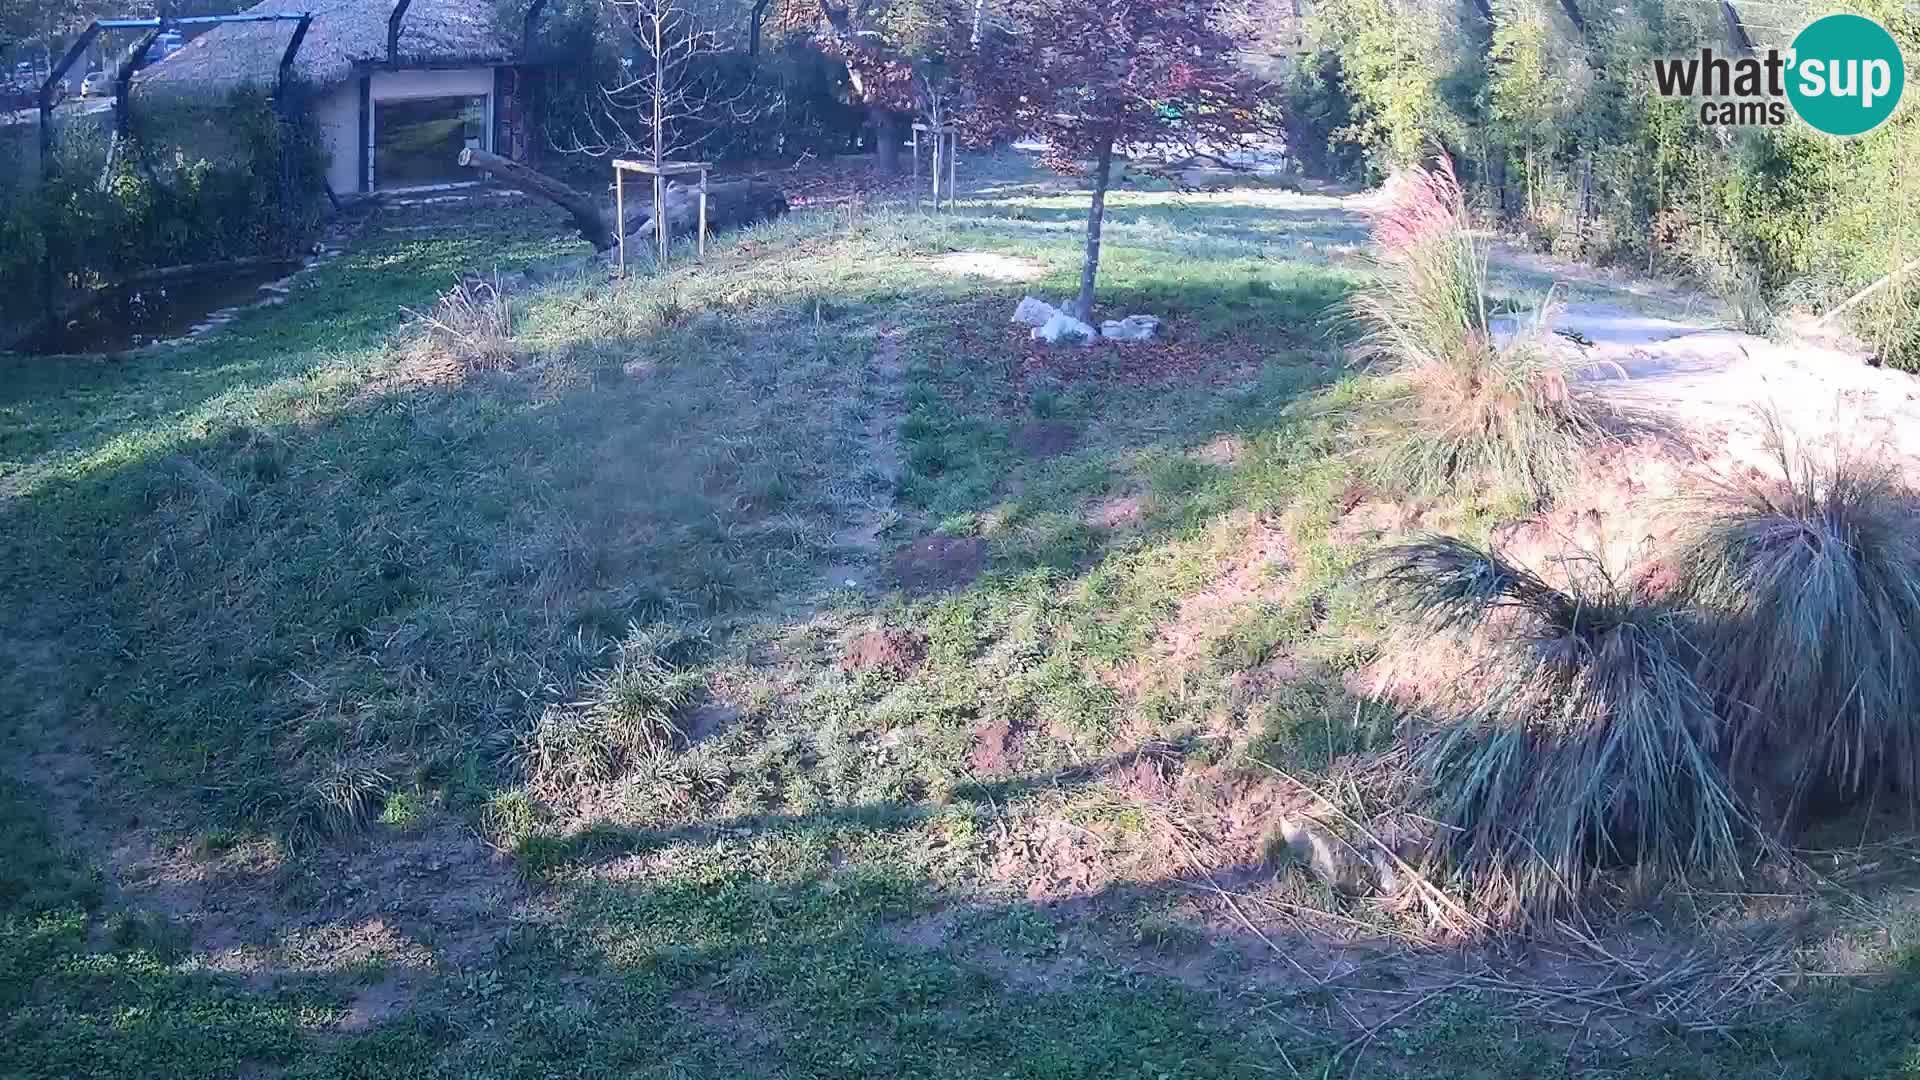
[[373, 95, 487, 190]]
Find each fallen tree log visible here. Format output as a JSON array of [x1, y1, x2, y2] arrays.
[[630, 178, 790, 245], [457, 148, 789, 253], [460, 148, 615, 250]]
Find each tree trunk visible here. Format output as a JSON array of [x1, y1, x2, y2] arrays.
[[1073, 136, 1115, 321], [457, 148, 789, 252], [460, 147, 616, 250], [635, 178, 790, 240], [871, 106, 900, 175], [1720, 0, 1755, 54], [748, 0, 771, 57]]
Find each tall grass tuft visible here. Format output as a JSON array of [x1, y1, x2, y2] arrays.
[[520, 623, 707, 798], [1674, 413, 1920, 817], [1370, 537, 1748, 914], [399, 274, 519, 374], [1348, 157, 1600, 501]]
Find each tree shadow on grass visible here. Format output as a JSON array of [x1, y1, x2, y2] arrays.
[[963, 201, 1373, 253]]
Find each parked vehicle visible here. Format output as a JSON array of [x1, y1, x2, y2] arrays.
[[79, 71, 107, 97]]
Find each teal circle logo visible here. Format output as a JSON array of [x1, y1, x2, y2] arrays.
[[1786, 13, 1906, 136]]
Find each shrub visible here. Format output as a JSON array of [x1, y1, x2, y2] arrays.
[[1, 87, 325, 333], [1347, 158, 1601, 501], [1673, 413, 1920, 818], [1369, 536, 1748, 914], [283, 762, 393, 850]]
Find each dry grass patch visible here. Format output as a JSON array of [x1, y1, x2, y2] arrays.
[[396, 273, 521, 380]]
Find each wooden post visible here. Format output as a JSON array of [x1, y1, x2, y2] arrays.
[[615, 167, 626, 274], [610, 158, 713, 268], [697, 169, 708, 257], [946, 131, 957, 209], [910, 128, 920, 209], [654, 173, 666, 263], [930, 125, 942, 208]]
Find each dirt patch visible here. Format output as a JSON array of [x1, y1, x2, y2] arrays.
[[5, 666, 529, 984], [134, 820, 524, 968], [969, 719, 1028, 775], [936, 298, 1268, 394], [339, 973, 426, 1032], [681, 701, 741, 743], [840, 627, 929, 676], [1228, 655, 1309, 696], [892, 534, 987, 593], [817, 327, 906, 595], [1193, 435, 1243, 466], [24, 741, 529, 977], [1106, 513, 1294, 698], [1012, 420, 1079, 458], [957, 941, 1088, 991], [1087, 493, 1145, 530], [671, 988, 782, 1048], [1015, 338, 1266, 389], [1328, 495, 1423, 547], [884, 908, 959, 950], [928, 251, 1045, 282]]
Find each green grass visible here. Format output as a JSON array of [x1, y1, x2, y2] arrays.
[[4, 153, 1920, 1078]]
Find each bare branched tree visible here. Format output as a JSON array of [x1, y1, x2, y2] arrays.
[[551, 0, 759, 168]]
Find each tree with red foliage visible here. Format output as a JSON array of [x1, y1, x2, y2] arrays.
[[780, 0, 980, 173], [971, 0, 1267, 319]]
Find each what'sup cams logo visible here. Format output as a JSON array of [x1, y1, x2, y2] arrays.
[[1652, 12, 1907, 136]]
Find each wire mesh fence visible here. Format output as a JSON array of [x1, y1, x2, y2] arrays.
[[0, 81, 325, 344]]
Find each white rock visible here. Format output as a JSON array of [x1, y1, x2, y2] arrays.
[[1012, 295, 1060, 327], [1100, 315, 1161, 342], [1031, 311, 1096, 345]]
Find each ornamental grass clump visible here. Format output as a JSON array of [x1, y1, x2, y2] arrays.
[[1349, 157, 1600, 501], [1370, 537, 1748, 914]]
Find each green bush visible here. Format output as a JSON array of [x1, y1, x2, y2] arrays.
[[1306, 0, 1920, 339], [0, 86, 325, 335]]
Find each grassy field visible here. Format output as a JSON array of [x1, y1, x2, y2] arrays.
[[4, 158, 1920, 1078]]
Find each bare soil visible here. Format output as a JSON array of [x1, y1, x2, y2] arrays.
[[891, 534, 988, 593], [840, 627, 929, 676], [1011, 419, 1079, 458]]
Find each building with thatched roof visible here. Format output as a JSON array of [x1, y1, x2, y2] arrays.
[[136, 0, 540, 197]]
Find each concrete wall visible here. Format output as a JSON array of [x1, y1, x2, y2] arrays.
[[315, 66, 497, 195], [315, 81, 358, 196]]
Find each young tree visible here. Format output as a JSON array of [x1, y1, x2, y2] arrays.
[[551, 0, 757, 168], [972, 0, 1268, 319]]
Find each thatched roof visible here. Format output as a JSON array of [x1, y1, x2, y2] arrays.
[[135, 0, 515, 98]]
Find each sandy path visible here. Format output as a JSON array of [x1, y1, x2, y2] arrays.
[[1549, 301, 1920, 476]]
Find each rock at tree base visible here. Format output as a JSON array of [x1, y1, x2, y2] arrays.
[[1032, 310, 1097, 345], [1012, 295, 1059, 327], [1101, 314, 1160, 342]]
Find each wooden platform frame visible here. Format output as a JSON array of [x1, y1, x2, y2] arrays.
[[910, 124, 959, 211], [612, 159, 710, 274]]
